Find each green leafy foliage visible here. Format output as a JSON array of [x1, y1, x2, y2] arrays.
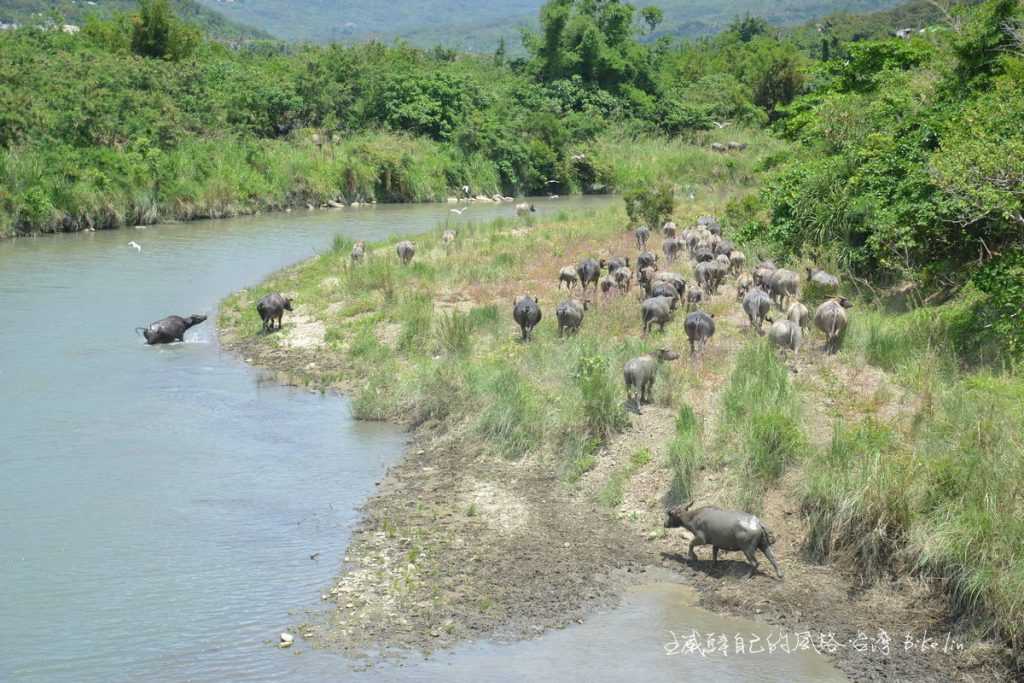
[[131, 0, 200, 61], [623, 183, 674, 228], [757, 0, 1024, 358]]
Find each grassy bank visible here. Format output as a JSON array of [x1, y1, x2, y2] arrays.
[[803, 300, 1024, 653], [0, 126, 779, 238], [219, 190, 1018, 674]]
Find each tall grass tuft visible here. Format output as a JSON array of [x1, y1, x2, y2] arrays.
[[666, 403, 705, 506], [719, 341, 804, 511], [436, 310, 473, 355], [396, 294, 434, 353], [573, 352, 630, 440], [801, 420, 916, 580], [474, 364, 543, 459]]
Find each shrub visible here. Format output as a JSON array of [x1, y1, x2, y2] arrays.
[[436, 310, 473, 355], [574, 353, 629, 440]]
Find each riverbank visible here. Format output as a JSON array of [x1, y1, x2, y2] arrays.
[[0, 127, 778, 239], [219, 205, 1016, 681]]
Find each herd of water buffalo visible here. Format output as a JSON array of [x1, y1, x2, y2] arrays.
[[505, 215, 850, 414], [134, 213, 858, 579]]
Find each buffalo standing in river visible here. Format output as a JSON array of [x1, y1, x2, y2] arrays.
[[137, 314, 207, 345]]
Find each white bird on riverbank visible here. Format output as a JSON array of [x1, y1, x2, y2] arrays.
[[128, 241, 142, 253]]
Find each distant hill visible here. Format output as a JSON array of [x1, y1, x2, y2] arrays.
[[192, 0, 911, 49], [0, 0, 271, 40]]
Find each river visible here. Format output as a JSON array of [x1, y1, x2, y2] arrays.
[[0, 198, 844, 682]]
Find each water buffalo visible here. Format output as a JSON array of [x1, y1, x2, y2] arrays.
[[396, 240, 416, 265], [641, 295, 677, 335], [662, 238, 683, 264], [515, 203, 535, 217], [752, 263, 776, 288], [767, 268, 800, 309], [815, 297, 854, 353], [558, 266, 579, 290], [137, 314, 207, 345], [599, 274, 616, 299], [727, 141, 748, 152], [684, 311, 715, 354], [614, 266, 633, 294], [735, 272, 753, 300], [714, 239, 735, 257], [556, 299, 588, 337], [576, 258, 606, 293], [665, 502, 783, 579], [635, 225, 651, 250], [662, 221, 678, 238], [638, 266, 657, 297], [637, 251, 658, 272], [742, 288, 771, 334], [767, 318, 802, 354], [685, 288, 703, 311], [624, 349, 680, 411], [513, 295, 542, 341], [729, 250, 746, 275], [710, 142, 728, 153], [694, 247, 715, 264], [350, 240, 366, 264], [606, 256, 630, 274], [650, 282, 681, 308], [697, 260, 726, 295], [256, 293, 293, 332], [654, 271, 686, 296], [442, 229, 456, 248], [786, 301, 810, 331], [807, 267, 840, 290]]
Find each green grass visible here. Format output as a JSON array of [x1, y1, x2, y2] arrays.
[[718, 340, 805, 512], [666, 404, 706, 507], [436, 311, 474, 356], [803, 304, 1024, 650]]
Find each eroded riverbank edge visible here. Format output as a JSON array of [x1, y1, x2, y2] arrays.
[[219, 296, 1011, 683]]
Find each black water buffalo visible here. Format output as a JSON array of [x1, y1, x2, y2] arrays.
[[137, 314, 207, 345], [513, 295, 542, 341], [257, 293, 293, 332]]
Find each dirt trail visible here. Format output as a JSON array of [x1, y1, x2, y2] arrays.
[[220, 227, 1011, 682]]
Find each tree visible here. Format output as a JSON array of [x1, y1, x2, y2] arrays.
[[624, 184, 674, 228], [641, 6, 664, 34], [494, 36, 507, 67], [526, 0, 655, 92], [131, 0, 199, 61], [728, 14, 770, 43]]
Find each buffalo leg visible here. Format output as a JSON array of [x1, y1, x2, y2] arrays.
[[742, 549, 759, 577], [712, 546, 719, 565], [687, 538, 700, 563], [761, 544, 784, 579]]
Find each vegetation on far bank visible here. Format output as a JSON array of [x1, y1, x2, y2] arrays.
[[2, 0, 813, 237]]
